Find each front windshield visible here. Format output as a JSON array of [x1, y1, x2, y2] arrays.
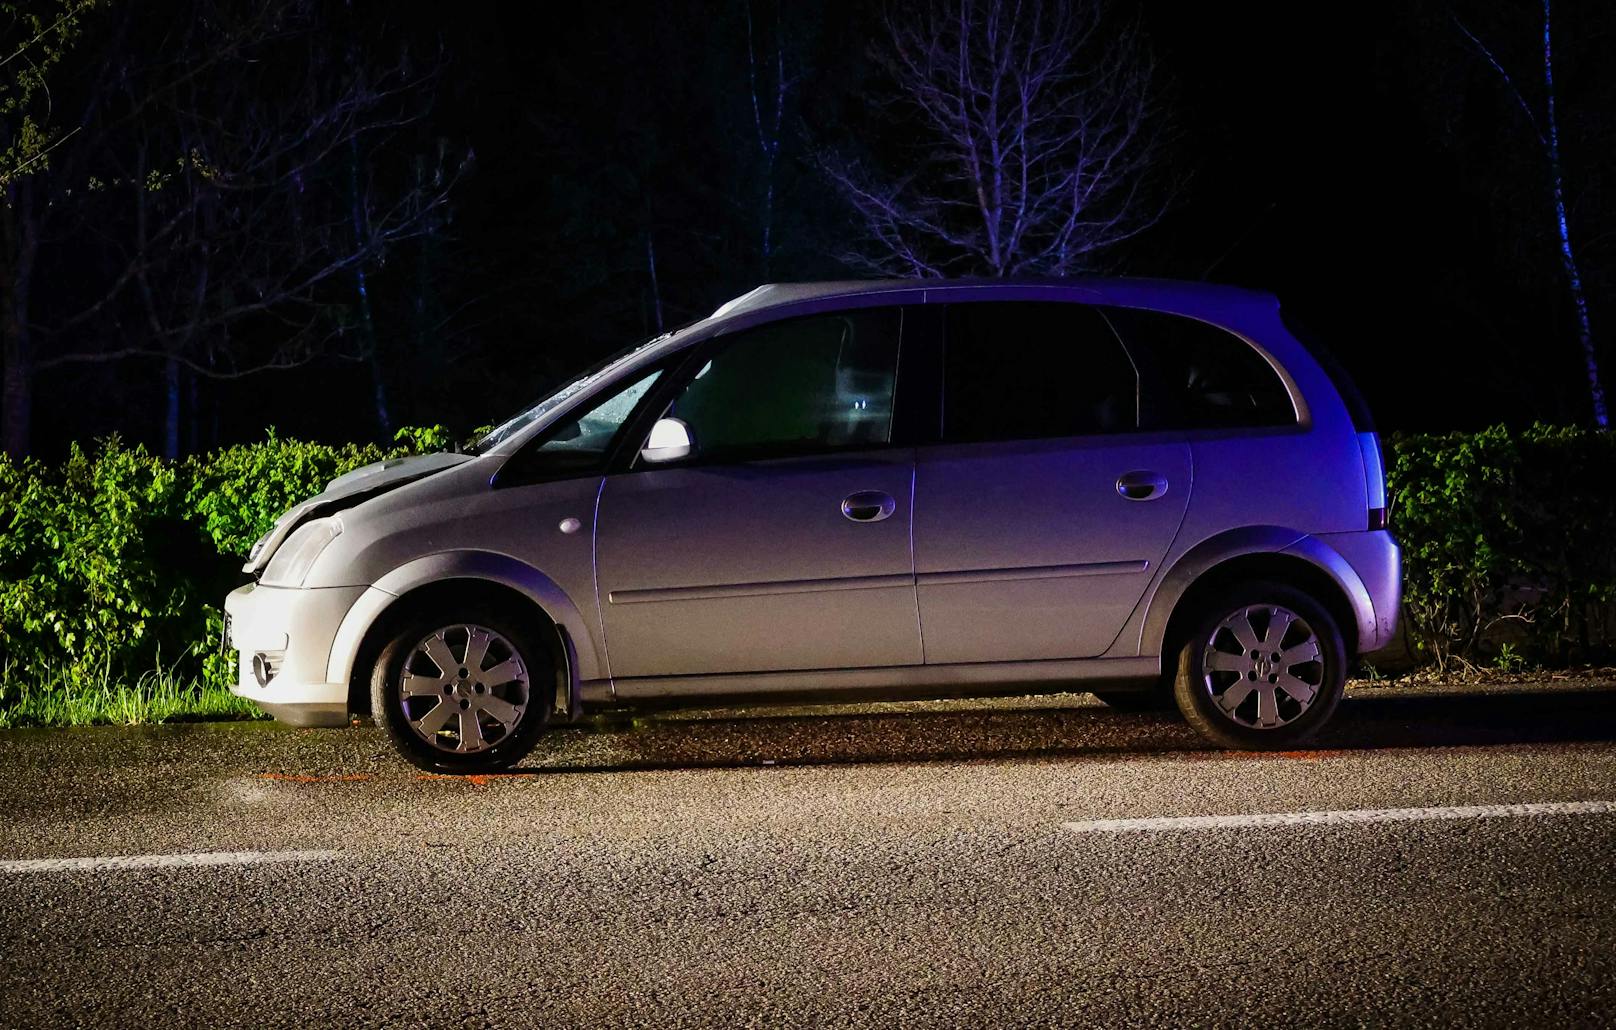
[[475, 323, 694, 451]]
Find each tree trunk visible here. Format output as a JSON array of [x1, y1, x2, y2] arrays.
[[1, 186, 36, 458], [185, 364, 200, 454], [0, 330, 29, 459], [646, 231, 664, 333], [348, 137, 391, 435], [162, 354, 181, 458], [368, 350, 391, 437], [760, 160, 775, 276], [1541, 0, 1608, 428]]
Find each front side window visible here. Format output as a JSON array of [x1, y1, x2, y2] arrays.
[[942, 302, 1138, 443], [654, 309, 902, 462], [1105, 307, 1296, 430]]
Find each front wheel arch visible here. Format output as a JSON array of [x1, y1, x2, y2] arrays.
[[346, 579, 573, 723]]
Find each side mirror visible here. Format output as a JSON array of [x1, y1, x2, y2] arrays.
[[639, 417, 694, 464]]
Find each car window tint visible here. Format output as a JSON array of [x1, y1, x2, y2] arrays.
[[942, 302, 1137, 443], [661, 309, 901, 460], [1106, 307, 1296, 429]]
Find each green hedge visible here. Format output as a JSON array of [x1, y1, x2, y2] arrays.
[[1388, 424, 1616, 670], [0, 431, 415, 723], [0, 424, 1611, 725]]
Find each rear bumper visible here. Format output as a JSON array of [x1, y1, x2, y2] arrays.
[[224, 582, 367, 727], [1310, 530, 1401, 654]]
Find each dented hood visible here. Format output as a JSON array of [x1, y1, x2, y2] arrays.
[[242, 451, 473, 576]]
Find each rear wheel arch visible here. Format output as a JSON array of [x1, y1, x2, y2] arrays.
[[1157, 551, 1360, 667], [345, 578, 574, 722]]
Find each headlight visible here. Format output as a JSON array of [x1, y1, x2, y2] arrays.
[[248, 531, 272, 563], [261, 517, 342, 587]]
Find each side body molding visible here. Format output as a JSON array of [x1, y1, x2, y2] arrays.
[[324, 550, 602, 689], [1123, 526, 1377, 659]]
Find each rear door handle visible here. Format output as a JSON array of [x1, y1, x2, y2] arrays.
[[841, 490, 897, 523], [1116, 470, 1169, 501]]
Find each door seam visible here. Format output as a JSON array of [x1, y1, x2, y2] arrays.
[[909, 456, 926, 664], [588, 475, 614, 693]]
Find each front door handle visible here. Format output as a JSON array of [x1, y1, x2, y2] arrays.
[[841, 490, 897, 523], [1116, 470, 1169, 502]]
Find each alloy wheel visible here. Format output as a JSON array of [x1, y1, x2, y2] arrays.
[[1200, 604, 1325, 730], [397, 624, 530, 753]]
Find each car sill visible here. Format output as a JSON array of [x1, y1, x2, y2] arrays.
[[601, 656, 1159, 702]]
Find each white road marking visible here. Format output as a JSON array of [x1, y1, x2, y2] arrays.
[[1062, 800, 1616, 834], [0, 850, 340, 874]]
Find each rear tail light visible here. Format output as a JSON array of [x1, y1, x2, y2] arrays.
[[1357, 432, 1388, 530]]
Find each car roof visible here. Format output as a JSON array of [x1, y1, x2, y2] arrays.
[[709, 277, 1279, 322], [489, 276, 1340, 455]]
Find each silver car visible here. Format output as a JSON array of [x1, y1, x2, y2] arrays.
[[224, 279, 1400, 770]]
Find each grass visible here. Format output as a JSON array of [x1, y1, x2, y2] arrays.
[[0, 655, 265, 729]]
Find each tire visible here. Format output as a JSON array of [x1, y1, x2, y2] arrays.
[[1171, 582, 1346, 750], [370, 604, 552, 772], [1092, 688, 1170, 712]]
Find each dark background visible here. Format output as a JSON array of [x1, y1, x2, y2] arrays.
[[17, 0, 1616, 455]]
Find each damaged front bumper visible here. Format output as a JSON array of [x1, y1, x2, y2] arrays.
[[223, 582, 369, 727]]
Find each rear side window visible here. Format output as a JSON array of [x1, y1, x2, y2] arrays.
[[1106, 307, 1296, 430], [942, 302, 1138, 443]]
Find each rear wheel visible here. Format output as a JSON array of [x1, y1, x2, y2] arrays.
[[370, 606, 551, 772], [1171, 582, 1346, 750]]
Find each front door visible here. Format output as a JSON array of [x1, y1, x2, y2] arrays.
[[595, 307, 922, 680], [912, 301, 1192, 665]]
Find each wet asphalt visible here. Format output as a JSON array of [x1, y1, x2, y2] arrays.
[[2, 681, 1615, 1028]]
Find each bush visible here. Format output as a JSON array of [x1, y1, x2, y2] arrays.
[[1388, 424, 1616, 669], [183, 429, 390, 557], [0, 422, 1611, 725], [0, 428, 449, 725], [0, 440, 191, 695]]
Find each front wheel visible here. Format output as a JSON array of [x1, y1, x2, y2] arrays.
[[370, 607, 551, 772], [1171, 583, 1346, 750]]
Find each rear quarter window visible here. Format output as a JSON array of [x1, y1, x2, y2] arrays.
[[1105, 306, 1296, 430]]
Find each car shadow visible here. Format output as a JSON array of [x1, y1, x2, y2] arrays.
[[511, 686, 1616, 774], [1316, 687, 1616, 749]]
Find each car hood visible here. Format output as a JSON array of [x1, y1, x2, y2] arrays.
[[323, 451, 472, 495], [242, 451, 474, 576]]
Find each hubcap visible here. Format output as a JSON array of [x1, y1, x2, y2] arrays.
[[1201, 605, 1324, 730], [398, 625, 529, 753]]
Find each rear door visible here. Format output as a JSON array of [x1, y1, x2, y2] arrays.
[[912, 301, 1192, 664]]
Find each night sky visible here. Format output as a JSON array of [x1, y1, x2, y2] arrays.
[[19, 0, 1616, 454]]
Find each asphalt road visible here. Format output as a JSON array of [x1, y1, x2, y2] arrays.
[[2, 682, 1615, 1028]]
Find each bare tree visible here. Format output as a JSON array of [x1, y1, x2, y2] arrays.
[[1455, 0, 1608, 429], [1, 0, 100, 456], [1, 0, 465, 457], [822, 0, 1169, 278], [743, 0, 796, 275]]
